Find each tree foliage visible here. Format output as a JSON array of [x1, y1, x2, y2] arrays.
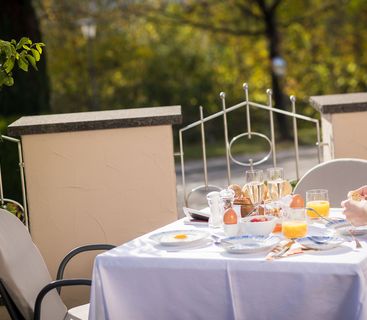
[[36, 0, 367, 128], [0, 0, 49, 116], [0, 37, 45, 88]]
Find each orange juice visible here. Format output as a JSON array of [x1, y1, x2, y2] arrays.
[[282, 221, 308, 239], [306, 200, 330, 218]]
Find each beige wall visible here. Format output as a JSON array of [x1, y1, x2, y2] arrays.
[[321, 112, 367, 160], [21, 125, 177, 307]]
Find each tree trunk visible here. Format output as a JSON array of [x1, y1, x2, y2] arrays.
[[262, 3, 291, 140], [0, 0, 50, 116]]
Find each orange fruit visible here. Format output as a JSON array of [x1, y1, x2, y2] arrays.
[[290, 194, 305, 208]]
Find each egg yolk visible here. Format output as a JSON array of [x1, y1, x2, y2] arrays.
[[174, 234, 188, 239]]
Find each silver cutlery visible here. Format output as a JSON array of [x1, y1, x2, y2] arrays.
[[306, 207, 362, 249]]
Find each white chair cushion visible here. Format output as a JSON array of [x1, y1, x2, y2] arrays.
[[0, 209, 67, 320], [65, 303, 89, 320]]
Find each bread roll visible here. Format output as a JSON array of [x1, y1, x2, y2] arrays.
[[228, 184, 242, 199], [348, 191, 364, 201]]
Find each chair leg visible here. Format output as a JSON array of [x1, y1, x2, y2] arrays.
[[0, 279, 25, 320]]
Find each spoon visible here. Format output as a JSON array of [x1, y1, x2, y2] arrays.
[[308, 236, 330, 245], [306, 207, 362, 249]]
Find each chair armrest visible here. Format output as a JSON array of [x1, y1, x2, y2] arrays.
[[56, 244, 115, 281], [34, 279, 91, 320], [56, 244, 115, 294]]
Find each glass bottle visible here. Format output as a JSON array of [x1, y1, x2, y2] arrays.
[[220, 189, 239, 236], [207, 191, 223, 228]]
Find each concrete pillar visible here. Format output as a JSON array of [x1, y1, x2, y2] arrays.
[[310, 93, 367, 161]]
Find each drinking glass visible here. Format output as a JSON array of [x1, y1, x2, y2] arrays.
[[306, 189, 330, 219], [282, 207, 308, 239], [266, 167, 285, 201], [245, 169, 265, 207]]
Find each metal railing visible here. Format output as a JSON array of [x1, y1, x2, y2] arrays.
[[178, 83, 323, 207], [0, 135, 29, 230]]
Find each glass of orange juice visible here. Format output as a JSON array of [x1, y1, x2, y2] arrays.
[[306, 189, 330, 219], [282, 208, 308, 239]]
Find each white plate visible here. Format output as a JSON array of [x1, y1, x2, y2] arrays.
[[307, 224, 336, 237], [337, 226, 367, 236], [149, 230, 209, 247], [297, 236, 344, 250], [183, 207, 210, 221], [219, 235, 280, 254], [325, 218, 350, 229]]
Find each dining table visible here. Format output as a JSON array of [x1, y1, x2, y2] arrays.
[[88, 208, 367, 320]]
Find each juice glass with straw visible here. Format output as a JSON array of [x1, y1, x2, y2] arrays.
[[282, 207, 308, 239], [306, 189, 330, 219]]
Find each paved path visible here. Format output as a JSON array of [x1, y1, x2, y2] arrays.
[[175, 146, 320, 217]]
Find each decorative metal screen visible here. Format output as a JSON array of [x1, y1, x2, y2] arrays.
[[178, 83, 323, 207], [0, 135, 29, 230]]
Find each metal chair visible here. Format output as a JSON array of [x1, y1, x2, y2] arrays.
[[293, 158, 367, 207], [0, 208, 115, 320]]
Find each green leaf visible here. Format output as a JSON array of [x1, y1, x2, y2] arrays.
[[31, 48, 40, 61], [26, 54, 37, 70], [22, 45, 31, 50], [17, 57, 28, 72], [16, 37, 31, 50], [36, 43, 43, 54], [3, 57, 15, 73], [4, 76, 14, 86]]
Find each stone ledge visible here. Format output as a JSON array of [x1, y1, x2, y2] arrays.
[[8, 106, 182, 136], [310, 93, 367, 114]]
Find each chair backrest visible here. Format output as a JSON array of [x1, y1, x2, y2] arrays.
[[294, 158, 367, 207], [0, 209, 67, 320]]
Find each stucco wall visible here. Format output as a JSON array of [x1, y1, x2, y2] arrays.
[[21, 125, 177, 307], [326, 112, 367, 159]]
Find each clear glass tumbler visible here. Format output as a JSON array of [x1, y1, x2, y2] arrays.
[[282, 207, 308, 239], [306, 189, 330, 219]]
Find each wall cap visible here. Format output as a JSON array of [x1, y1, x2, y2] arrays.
[[8, 106, 182, 136], [310, 92, 367, 114]]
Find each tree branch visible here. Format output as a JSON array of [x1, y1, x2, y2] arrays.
[[270, 0, 283, 12], [279, 1, 341, 28], [233, 1, 263, 21], [121, 5, 265, 37]]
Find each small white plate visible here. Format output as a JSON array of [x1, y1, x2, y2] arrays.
[[325, 218, 350, 229], [307, 224, 336, 237], [297, 236, 344, 250], [149, 230, 209, 247], [325, 219, 367, 236], [337, 226, 367, 237], [219, 235, 280, 254]]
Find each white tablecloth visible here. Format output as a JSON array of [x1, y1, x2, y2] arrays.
[[89, 209, 367, 320]]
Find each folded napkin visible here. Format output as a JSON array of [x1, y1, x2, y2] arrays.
[[266, 240, 293, 260]]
